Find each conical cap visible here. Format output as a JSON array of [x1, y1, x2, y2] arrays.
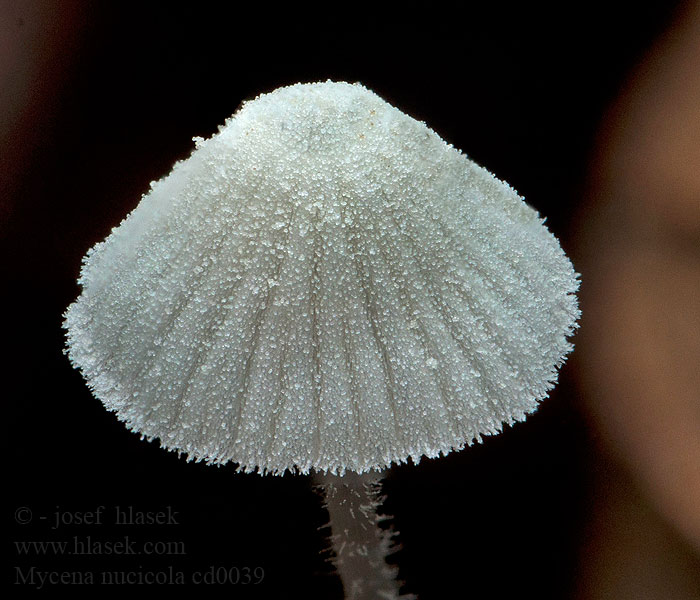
[[64, 81, 580, 475]]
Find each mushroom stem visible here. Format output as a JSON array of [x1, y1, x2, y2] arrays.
[[313, 470, 414, 599]]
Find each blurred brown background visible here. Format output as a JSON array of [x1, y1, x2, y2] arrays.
[[3, 1, 699, 598]]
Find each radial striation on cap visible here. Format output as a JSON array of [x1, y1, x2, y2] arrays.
[[64, 81, 580, 475]]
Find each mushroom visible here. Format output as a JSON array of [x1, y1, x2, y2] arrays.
[[64, 81, 580, 598]]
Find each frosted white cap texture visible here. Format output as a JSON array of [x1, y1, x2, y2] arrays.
[[64, 81, 580, 475]]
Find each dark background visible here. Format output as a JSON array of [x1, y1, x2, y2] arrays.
[[3, 2, 681, 598]]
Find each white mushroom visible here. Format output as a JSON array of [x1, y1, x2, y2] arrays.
[[64, 81, 580, 598]]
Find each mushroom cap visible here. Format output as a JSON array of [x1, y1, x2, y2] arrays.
[[64, 81, 580, 475]]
